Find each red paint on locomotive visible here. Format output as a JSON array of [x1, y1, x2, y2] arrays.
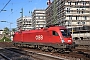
[[13, 26, 72, 44], [13, 26, 76, 52]]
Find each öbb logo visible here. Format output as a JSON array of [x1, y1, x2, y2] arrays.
[[35, 35, 43, 40]]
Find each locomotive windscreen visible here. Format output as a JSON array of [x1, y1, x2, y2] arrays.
[[60, 29, 71, 37]]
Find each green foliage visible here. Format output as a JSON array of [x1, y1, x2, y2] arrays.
[[12, 28, 17, 32], [0, 36, 11, 42], [3, 27, 10, 35]]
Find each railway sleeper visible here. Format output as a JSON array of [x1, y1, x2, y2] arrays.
[[77, 51, 90, 58]]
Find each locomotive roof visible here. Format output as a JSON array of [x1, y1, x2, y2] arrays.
[[48, 26, 66, 29], [15, 26, 67, 34]]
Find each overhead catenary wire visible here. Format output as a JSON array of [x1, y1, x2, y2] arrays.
[[3, 0, 32, 27], [0, 0, 11, 13], [7, 0, 32, 17], [0, 0, 32, 24]]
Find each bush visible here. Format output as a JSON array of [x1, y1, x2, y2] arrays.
[[0, 36, 11, 42]]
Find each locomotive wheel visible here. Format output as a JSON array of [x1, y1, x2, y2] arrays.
[[51, 49, 56, 53], [47, 47, 53, 52], [41, 47, 45, 51], [51, 48, 57, 53], [57, 49, 65, 54], [41, 46, 49, 52]]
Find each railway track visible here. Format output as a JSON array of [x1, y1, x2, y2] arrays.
[[0, 42, 90, 60], [0, 47, 90, 60], [0, 53, 11, 60], [0, 47, 33, 60], [5, 47, 68, 60], [74, 40, 90, 50], [21, 47, 90, 60]]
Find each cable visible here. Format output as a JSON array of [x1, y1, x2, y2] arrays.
[[0, 0, 11, 13], [8, 0, 32, 17]]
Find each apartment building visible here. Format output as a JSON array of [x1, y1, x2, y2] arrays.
[[32, 9, 46, 29], [46, 0, 90, 29], [17, 16, 33, 30]]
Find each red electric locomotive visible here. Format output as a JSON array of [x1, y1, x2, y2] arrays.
[[13, 25, 75, 53]]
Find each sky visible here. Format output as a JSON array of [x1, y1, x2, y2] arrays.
[[0, 0, 49, 30]]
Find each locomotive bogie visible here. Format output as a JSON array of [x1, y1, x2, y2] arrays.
[[13, 42, 75, 53]]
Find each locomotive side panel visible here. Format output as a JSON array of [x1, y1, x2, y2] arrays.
[[13, 33, 22, 42], [22, 30, 61, 43], [22, 31, 51, 43], [23, 33, 33, 42]]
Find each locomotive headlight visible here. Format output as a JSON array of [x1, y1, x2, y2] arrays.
[[61, 39, 65, 43], [68, 40, 71, 42]]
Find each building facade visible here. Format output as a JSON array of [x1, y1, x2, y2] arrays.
[[17, 16, 33, 30], [0, 30, 3, 35], [46, 0, 90, 28], [32, 9, 46, 29]]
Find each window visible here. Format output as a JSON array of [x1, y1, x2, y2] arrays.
[[68, 2, 71, 5], [37, 21, 39, 23], [67, 8, 70, 13], [52, 31, 59, 36], [77, 9, 80, 14], [83, 2, 86, 6], [38, 16, 40, 19], [60, 29, 71, 37], [69, 16, 72, 20], [75, 2, 78, 5], [82, 21, 85, 25], [77, 21, 81, 24], [84, 16, 87, 20], [76, 16, 79, 20], [82, 9, 84, 14], [68, 21, 71, 25]]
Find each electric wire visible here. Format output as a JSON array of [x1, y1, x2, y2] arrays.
[[8, 0, 32, 17], [0, 0, 11, 13]]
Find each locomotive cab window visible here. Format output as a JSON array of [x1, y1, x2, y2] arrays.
[[52, 31, 59, 36], [60, 29, 71, 37]]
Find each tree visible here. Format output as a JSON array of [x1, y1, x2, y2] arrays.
[[3, 27, 10, 35], [12, 28, 17, 33]]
